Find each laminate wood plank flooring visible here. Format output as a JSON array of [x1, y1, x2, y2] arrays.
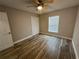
[[0, 35, 75, 59]]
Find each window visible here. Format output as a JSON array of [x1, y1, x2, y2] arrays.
[[48, 16, 59, 33]]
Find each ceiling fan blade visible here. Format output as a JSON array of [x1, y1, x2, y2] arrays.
[[32, 0, 40, 4], [41, 0, 53, 4], [48, 0, 53, 3]]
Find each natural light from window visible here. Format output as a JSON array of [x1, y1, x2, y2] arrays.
[[48, 16, 59, 33]]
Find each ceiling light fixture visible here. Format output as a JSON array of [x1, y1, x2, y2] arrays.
[[37, 5, 43, 11]]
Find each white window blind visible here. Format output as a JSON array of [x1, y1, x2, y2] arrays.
[[48, 16, 59, 33]]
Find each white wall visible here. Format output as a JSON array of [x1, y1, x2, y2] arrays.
[[72, 7, 79, 59]]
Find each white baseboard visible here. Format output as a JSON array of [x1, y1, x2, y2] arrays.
[[14, 35, 33, 44], [72, 40, 79, 59], [40, 32, 72, 40]]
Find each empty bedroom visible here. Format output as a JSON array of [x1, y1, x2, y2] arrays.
[[0, 0, 79, 59]]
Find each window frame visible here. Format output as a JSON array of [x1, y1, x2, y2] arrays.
[[48, 16, 60, 33]]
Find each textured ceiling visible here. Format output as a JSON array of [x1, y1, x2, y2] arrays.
[[0, 0, 79, 14]]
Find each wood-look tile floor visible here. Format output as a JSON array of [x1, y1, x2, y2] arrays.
[[0, 35, 75, 59]]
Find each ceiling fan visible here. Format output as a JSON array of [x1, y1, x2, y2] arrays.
[[25, 0, 53, 11]]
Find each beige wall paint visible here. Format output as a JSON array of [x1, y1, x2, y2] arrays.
[[0, 6, 38, 42], [0, 5, 77, 42], [39, 7, 77, 38], [72, 7, 79, 59]]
